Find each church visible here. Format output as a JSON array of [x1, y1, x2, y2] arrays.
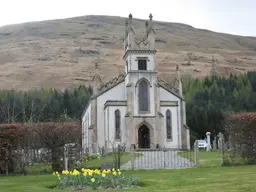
[[82, 14, 190, 152]]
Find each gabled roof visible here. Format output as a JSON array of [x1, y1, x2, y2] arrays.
[[91, 74, 125, 99], [157, 77, 184, 100], [90, 74, 183, 100]]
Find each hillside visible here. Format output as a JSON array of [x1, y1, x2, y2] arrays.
[[0, 15, 256, 90]]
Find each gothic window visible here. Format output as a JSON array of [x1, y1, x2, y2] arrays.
[[139, 80, 149, 112], [138, 59, 147, 70], [115, 109, 121, 139], [166, 110, 172, 139]]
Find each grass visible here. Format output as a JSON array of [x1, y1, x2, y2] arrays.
[[86, 152, 142, 169], [24, 152, 141, 173], [26, 163, 52, 174], [178, 150, 222, 167], [1, 151, 256, 191]]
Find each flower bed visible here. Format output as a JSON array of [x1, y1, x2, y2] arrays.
[[53, 168, 140, 190]]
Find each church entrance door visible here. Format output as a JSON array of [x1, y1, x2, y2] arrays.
[[138, 125, 150, 148]]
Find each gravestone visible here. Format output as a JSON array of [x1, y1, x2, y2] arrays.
[[218, 132, 223, 151], [213, 137, 217, 151], [206, 132, 212, 151]]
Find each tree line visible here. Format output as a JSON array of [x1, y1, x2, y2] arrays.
[[0, 85, 92, 123], [184, 71, 256, 141], [0, 72, 256, 140]]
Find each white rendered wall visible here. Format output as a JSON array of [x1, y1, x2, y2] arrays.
[[104, 106, 127, 148], [160, 106, 179, 148], [82, 103, 91, 150], [96, 81, 126, 147], [159, 88, 180, 102], [159, 87, 182, 148]]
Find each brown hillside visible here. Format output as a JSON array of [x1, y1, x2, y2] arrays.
[[0, 15, 256, 90]]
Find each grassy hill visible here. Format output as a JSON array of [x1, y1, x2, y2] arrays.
[[0, 15, 255, 90]]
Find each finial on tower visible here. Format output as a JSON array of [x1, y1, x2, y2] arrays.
[[149, 13, 153, 20], [129, 13, 132, 19], [176, 63, 181, 81]]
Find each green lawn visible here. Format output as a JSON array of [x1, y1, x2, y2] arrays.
[[87, 152, 142, 169], [1, 151, 256, 192], [24, 152, 141, 173], [178, 150, 222, 167]]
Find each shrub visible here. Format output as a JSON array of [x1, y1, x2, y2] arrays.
[[34, 122, 81, 172], [0, 124, 28, 174], [223, 112, 256, 165], [53, 168, 140, 190], [0, 122, 81, 174]]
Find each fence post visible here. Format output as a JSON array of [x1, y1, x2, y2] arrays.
[[219, 133, 225, 165], [131, 146, 135, 170], [117, 145, 121, 169], [194, 140, 200, 168], [64, 145, 68, 170]]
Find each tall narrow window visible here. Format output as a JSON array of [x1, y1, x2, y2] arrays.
[[139, 80, 149, 112], [138, 59, 147, 70], [166, 110, 172, 139], [115, 109, 121, 139]]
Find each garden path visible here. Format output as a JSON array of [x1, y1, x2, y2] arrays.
[[121, 150, 194, 170]]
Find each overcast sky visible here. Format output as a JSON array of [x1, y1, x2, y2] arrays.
[[0, 0, 255, 36]]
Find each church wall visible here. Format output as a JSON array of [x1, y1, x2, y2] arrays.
[[105, 106, 127, 148], [96, 81, 126, 147], [159, 87, 182, 148], [159, 87, 180, 102], [160, 106, 179, 148], [82, 102, 91, 152]]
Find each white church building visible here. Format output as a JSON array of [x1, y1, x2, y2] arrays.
[[82, 14, 190, 152]]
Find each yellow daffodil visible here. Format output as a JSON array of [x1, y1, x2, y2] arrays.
[[62, 170, 69, 175], [91, 178, 95, 183], [102, 173, 106, 177], [113, 171, 117, 176]]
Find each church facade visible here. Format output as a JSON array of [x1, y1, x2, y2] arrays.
[[82, 14, 190, 152]]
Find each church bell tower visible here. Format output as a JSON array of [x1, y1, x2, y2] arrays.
[[123, 13, 157, 117]]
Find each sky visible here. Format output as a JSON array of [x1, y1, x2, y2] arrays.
[[0, 0, 255, 36]]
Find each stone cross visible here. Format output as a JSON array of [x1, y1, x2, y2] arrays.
[[206, 132, 211, 151], [149, 13, 153, 20]]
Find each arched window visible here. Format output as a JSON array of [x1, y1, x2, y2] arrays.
[[115, 109, 121, 139], [139, 80, 149, 112], [166, 110, 172, 139]]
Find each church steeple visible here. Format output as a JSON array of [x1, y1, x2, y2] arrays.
[[124, 13, 156, 52], [123, 14, 157, 75]]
